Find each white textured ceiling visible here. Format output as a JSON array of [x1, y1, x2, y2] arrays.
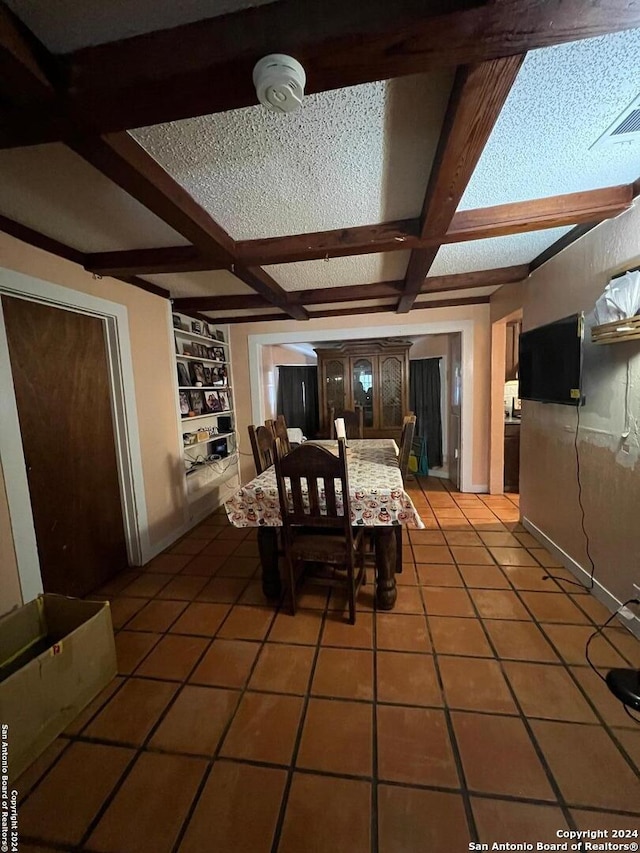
[[5, 0, 275, 53], [460, 29, 640, 210], [144, 270, 253, 299], [0, 144, 189, 253], [429, 227, 572, 277], [134, 71, 454, 240], [266, 252, 411, 291]]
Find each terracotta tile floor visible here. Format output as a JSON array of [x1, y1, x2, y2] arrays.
[[15, 478, 640, 852]]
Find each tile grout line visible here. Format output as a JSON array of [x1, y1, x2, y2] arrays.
[[415, 474, 480, 845]]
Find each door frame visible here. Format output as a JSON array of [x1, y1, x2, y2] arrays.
[[0, 268, 150, 603], [248, 319, 478, 492]]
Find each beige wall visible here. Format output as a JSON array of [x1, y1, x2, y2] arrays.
[[509, 202, 640, 605], [231, 304, 492, 488], [410, 334, 450, 360], [0, 232, 186, 615]]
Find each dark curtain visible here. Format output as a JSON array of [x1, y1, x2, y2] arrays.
[[409, 358, 443, 469], [276, 366, 319, 438]]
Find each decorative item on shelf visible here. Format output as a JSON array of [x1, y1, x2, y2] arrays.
[[213, 364, 227, 385], [182, 343, 194, 356], [196, 429, 210, 442], [209, 346, 224, 362], [217, 389, 229, 411], [179, 391, 189, 415], [183, 432, 198, 446], [191, 320, 203, 335], [177, 363, 190, 386], [189, 361, 206, 384], [215, 330, 225, 343], [172, 314, 182, 329], [204, 392, 220, 413], [203, 366, 212, 385], [188, 389, 205, 415]]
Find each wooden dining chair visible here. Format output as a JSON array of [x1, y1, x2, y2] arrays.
[[329, 407, 363, 439], [267, 415, 291, 454], [247, 424, 275, 475], [273, 437, 365, 624], [398, 414, 416, 481]]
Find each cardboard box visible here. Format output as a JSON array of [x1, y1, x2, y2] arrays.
[[0, 595, 116, 783]]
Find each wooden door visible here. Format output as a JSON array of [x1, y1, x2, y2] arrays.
[[2, 296, 128, 597]]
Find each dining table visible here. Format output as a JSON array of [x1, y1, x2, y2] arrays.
[[225, 438, 424, 610]]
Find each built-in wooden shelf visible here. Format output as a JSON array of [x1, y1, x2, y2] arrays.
[[591, 314, 640, 345]]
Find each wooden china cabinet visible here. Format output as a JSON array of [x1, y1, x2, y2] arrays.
[[315, 340, 412, 439]]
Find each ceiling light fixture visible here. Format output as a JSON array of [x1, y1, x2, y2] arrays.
[[253, 54, 306, 114]]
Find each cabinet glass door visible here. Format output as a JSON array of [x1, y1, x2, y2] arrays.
[[352, 358, 374, 428], [326, 359, 346, 418], [380, 356, 403, 427]]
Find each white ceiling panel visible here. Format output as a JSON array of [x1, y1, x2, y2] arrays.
[[461, 29, 640, 210], [134, 71, 454, 240], [429, 227, 573, 277], [0, 143, 189, 253], [265, 252, 411, 291], [6, 0, 276, 53], [144, 270, 253, 299]]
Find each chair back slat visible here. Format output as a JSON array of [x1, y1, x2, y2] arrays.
[[274, 438, 352, 542], [329, 407, 363, 439], [324, 475, 337, 516], [248, 424, 275, 475], [307, 476, 321, 515]]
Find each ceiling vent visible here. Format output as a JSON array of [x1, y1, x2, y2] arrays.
[[591, 94, 640, 149]]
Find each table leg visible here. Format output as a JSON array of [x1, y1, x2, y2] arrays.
[[257, 527, 281, 599], [374, 528, 397, 610]]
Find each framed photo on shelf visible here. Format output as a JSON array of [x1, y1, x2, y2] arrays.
[[191, 320, 203, 335], [178, 391, 190, 415], [177, 363, 191, 386], [172, 314, 182, 329], [215, 330, 225, 343], [217, 390, 229, 411], [188, 361, 206, 385], [203, 366, 213, 385], [212, 346, 225, 362], [181, 343, 194, 356], [204, 392, 220, 413], [188, 390, 205, 415]]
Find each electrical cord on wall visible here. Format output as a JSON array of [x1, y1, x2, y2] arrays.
[[584, 598, 640, 725], [542, 400, 596, 591]]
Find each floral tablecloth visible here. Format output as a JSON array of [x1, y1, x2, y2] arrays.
[[226, 439, 424, 529]]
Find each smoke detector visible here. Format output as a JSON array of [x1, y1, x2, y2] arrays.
[[253, 54, 306, 114]]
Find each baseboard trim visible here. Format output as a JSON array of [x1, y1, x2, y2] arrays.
[[522, 516, 640, 640]]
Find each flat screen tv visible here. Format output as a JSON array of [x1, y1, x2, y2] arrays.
[[519, 313, 583, 406]]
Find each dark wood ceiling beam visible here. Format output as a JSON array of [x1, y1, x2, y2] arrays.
[[238, 219, 421, 266], [219, 293, 491, 324], [443, 184, 633, 244], [0, 3, 59, 103], [398, 54, 525, 314], [70, 131, 308, 320], [94, 183, 631, 275], [84, 245, 221, 277], [2, 1, 640, 147], [173, 264, 527, 313]]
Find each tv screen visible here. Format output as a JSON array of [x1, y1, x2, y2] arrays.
[[519, 313, 583, 406]]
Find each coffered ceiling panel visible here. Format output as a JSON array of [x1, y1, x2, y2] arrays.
[[265, 252, 411, 292], [429, 227, 573, 277], [133, 71, 454, 240], [142, 270, 254, 299], [460, 29, 640, 211], [0, 144, 189, 253], [5, 0, 275, 53]]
